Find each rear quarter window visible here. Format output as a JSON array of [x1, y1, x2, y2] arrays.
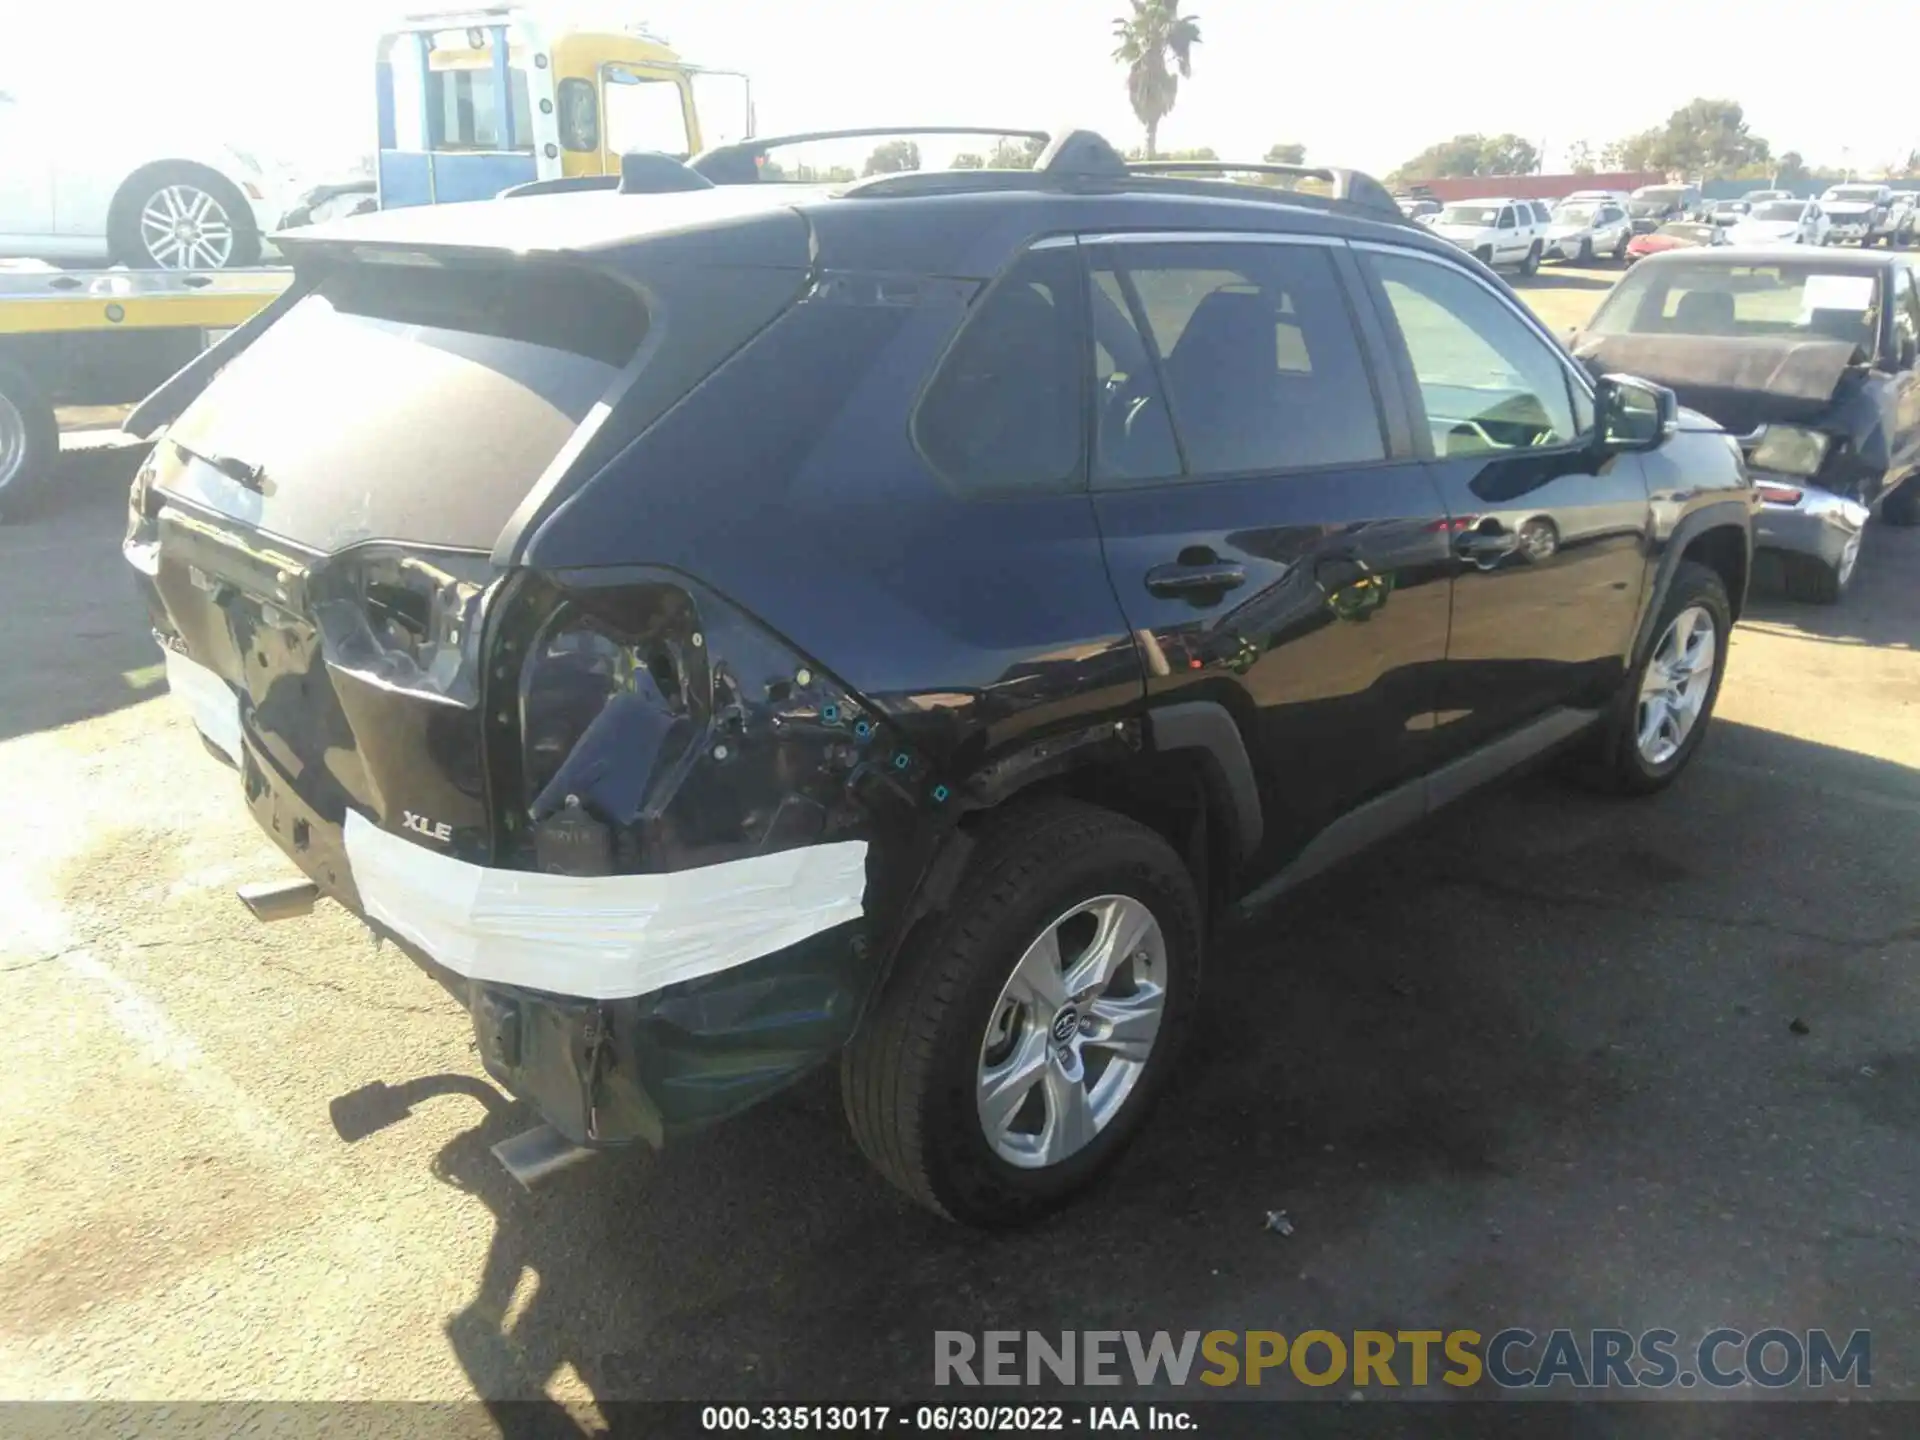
[[912, 247, 1086, 496]]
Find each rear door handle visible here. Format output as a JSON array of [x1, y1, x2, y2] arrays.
[[1145, 562, 1247, 598]]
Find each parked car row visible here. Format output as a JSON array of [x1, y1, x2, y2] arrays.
[[1396, 178, 1920, 276]]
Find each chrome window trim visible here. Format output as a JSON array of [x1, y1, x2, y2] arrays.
[[1349, 237, 1598, 404], [1076, 229, 1343, 249]]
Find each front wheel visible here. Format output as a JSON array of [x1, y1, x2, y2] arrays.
[[1568, 560, 1731, 796], [1883, 477, 1920, 527], [1780, 531, 1862, 603], [841, 800, 1202, 1226]]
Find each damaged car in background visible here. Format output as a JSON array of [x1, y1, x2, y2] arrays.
[[1573, 249, 1920, 601], [123, 127, 1753, 1226]]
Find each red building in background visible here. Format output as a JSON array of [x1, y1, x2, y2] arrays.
[[1407, 172, 1667, 201]]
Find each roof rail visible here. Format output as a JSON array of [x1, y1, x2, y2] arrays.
[[690, 127, 1050, 186], [606, 125, 1408, 227], [1125, 161, 1403, 220]]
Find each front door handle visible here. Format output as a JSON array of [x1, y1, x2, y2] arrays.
[[1145, 561, 1247, 598]]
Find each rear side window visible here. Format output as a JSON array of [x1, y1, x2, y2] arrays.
[[1090, 241, 1386, 483], [914, 247, 1086, 496], [1531, 202, 1552, 224], [162, 264, 646, 551]]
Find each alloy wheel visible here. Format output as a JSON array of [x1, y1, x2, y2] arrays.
[[1636, 604, 1718, 766], [0, 391, 24, 492], [976, 894, 1168, 1169], [138, 185, 236, 269]]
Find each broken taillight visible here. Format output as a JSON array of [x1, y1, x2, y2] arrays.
[[1754, 482, 1805, 507], [500, 571, 933, 877], [310, 547, 497, 707]]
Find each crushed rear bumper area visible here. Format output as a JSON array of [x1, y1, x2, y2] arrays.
[[169, 648, 882, 1149]]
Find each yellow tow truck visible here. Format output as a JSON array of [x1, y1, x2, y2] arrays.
[[0, 263, 290, 514], [0, 8, 750, 516]]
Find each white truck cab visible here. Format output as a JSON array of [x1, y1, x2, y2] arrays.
[[1427, 196, 1552, 274]]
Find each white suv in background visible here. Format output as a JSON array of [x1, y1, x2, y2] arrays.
[[1544, 195, 1633, 262], [0, 89, 281, 269], [1819, 183, 1895, 246], [1427, 197, 1552, 274]]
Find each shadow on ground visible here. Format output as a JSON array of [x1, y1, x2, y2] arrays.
[[0, 444, 157, 743], [1512, 267, 1623, 293], [329, 717, 1920, 1416], [1743, 522, 1919, 651]]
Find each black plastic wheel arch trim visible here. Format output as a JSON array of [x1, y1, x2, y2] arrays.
[[1145, 701, 1264, 860]]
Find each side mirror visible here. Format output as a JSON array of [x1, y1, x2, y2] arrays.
[[1595, 374, 1678, 453]]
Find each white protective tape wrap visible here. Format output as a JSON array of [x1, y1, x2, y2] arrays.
[[343, 810, 870, 1001], [164, 648, 244, 766]]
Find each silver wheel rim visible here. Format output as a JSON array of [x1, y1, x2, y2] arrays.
[[975, 893, 1168, 1170], [0, 391, 24, 491], [1636, 604, 1717, 767], [1836, 529, 1862, 587], [138, 184, 235, 269]]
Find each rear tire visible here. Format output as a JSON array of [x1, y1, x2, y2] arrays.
[[1613, 231, 1630, 260], [1577, 236, 1594, 264], [1882, 477, 1920, 527], [1779, 538, 1860, 604], [1566, 560, 1731, 796], [841, 799, 1202, 1226], [0, 359, 58, 523], [1520, 242, 1542, 277]]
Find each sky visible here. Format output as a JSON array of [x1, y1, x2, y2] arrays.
[[4, 0, 1916, 180]]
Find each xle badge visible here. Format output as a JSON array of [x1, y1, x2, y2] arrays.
[[402, 811, 453, 843]]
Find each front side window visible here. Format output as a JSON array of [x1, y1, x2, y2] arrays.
[[914, 247, 1085, 496], [602, 71, 691, 157], [1364, 250, 1580, 458], [1089, 242, 1386, 483]]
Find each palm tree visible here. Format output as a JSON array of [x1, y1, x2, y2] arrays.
[[1111, 1, 1201, 161]]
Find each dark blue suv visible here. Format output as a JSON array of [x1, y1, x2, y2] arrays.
[[126, 128, 1753, 1224]]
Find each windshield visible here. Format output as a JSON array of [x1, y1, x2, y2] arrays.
[[1438, 205, 1499, 225], [1553, 204, 1599, 224], [1587, 260, 1882, 353], [1827, 187, 1880, 202], [1751, 202, 1806, 221]]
